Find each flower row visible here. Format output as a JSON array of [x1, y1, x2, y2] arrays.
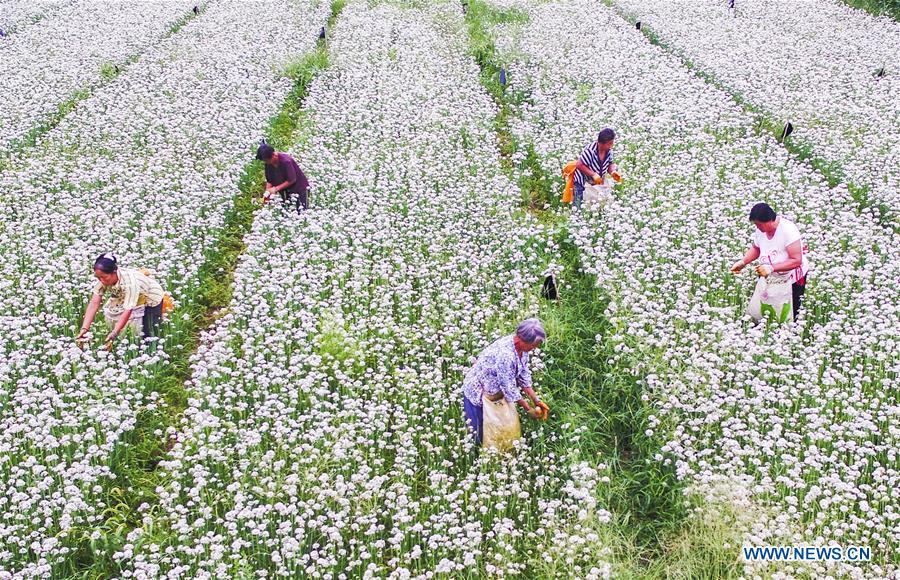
[[0, 0, 195, 151], [0, 0, 69, 36], [0, 2, 329, 575], [613, 0, 900, 220]]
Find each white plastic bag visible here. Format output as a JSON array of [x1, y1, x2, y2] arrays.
[[582, 183, 613, 210], [104, 305, 145, 336], [747, 272, 793, 323]]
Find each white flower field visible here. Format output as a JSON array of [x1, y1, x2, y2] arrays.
[[0, 1, 196, 152], [612, 0, 900, 222], [0, 0, 896, 578]]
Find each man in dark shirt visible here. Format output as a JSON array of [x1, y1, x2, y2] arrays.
[[256, 143, 310, 211]]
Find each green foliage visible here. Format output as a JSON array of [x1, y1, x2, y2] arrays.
[[575, 81, 591, 105], [636, 498, 747, 579], [330, 0, 347, 24], [317, 315, 362, 364], [464, 0, 528, 101], [518, 142, 555, 209], [280, 49, 330, 85], [99, 61, 119, 80], [840, 0, 900, 19], [538, 231, 687, 541], [524, 202, 745, 579], [760, 301, 792, 324]]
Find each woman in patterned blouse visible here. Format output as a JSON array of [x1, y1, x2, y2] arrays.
[[76, 253, 166, 349], [462, 319, 549, 446]]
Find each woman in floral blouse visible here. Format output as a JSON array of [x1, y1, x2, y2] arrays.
[[462, 319, 549, 446]]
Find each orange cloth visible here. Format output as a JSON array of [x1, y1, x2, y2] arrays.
[[561, 160, 578, 203], [161, 293, 175, 316]]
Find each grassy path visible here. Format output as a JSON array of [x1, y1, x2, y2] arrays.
[[841, 0, 900, 20]]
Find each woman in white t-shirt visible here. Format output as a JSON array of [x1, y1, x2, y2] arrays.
[[731, 202, 809, 320]]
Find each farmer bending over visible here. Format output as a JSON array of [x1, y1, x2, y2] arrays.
[[573, 128, 619, 209], [77, 253, 166, 349], [257, 143, 310, 212], [462, 319, 550, 448]]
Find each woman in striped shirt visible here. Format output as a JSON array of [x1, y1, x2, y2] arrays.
[[573, 128, 619, 209], [76, 253, 166, 349]]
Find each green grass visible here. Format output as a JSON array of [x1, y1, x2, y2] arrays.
[[840, 0, 900, 20], [329, 0, 347, 23], [63, 2, 345, 576], [534, 231, 745, 578], [99, 61, 119, 80], [463, 0, 556, 210], [538, 230, 686, 540]]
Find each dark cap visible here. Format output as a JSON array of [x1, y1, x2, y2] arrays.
[[256, 143, 275, 161]]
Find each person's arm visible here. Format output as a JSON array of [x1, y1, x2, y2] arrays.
[[761, 240, 802, 275], [517, 398, 542, 419], [498, 364, 525, 404], [516, 356, 537, 402], [575, 160, 602, 182], [271, 180, 295, 193], [519, 361, 547, 418], [521, 386, 541, 407], [608, 151, 621, 181], [262, 181, 275, 203], [106, 309, 133, 346], [77, 293, 103, 339], [731, 245, 761, 273], [501, 363, 541, 419]]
